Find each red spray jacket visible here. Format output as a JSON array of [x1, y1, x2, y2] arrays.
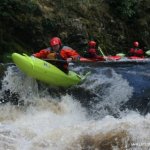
[[129, 48, 144, 57], [33, 46, 80, 60]]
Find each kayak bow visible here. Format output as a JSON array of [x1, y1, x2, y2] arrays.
[[12, 53, 87, 87]]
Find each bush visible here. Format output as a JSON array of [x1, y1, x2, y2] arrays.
[[108, 0, 139, 20]]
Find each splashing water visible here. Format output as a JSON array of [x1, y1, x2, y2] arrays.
[[0, 64, 150, 149]]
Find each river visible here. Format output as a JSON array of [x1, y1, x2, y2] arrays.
[[0, 62, 150, 150]]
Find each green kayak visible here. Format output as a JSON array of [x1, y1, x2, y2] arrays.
[[12, 53, 88, 87]]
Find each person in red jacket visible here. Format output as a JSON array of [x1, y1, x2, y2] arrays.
[[33, 37, 80, 74], [129, 41, 144, 58], [84, 40, 105, 61]]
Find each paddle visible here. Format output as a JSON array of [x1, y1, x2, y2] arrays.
[[98, 46, 108, 60], [98, 47, 122, 61], [43, 58, 95, 63], [145, 50, 150, 56], [98, 46, 106, 57], [44, 58, 68, 63]]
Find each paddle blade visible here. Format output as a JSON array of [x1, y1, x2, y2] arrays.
[[116, 53, 126, 58]]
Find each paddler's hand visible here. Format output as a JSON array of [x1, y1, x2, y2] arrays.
[[107, 56, 115, 61], [67, 57, 73, 63], [103, 56, 108, 61], [103, 56, 115, 61]]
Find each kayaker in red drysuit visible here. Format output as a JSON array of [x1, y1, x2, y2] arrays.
[[84, 40, 105, 61], [33, 37, 80, 74], [129, 41, 144, 58]]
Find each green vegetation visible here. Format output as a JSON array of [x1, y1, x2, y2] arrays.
[[0, 0, 150, 62], [108, 0, 138, 19]]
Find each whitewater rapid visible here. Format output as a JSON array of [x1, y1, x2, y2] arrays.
[[0, 64, 150, 149]]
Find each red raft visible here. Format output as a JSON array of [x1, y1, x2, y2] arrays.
[[80, 55, 121, 62], [79, 55, 150, 66], [128, 56, 145, 60]]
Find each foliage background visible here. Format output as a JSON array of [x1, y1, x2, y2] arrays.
[[0, 0, 150, 62]]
